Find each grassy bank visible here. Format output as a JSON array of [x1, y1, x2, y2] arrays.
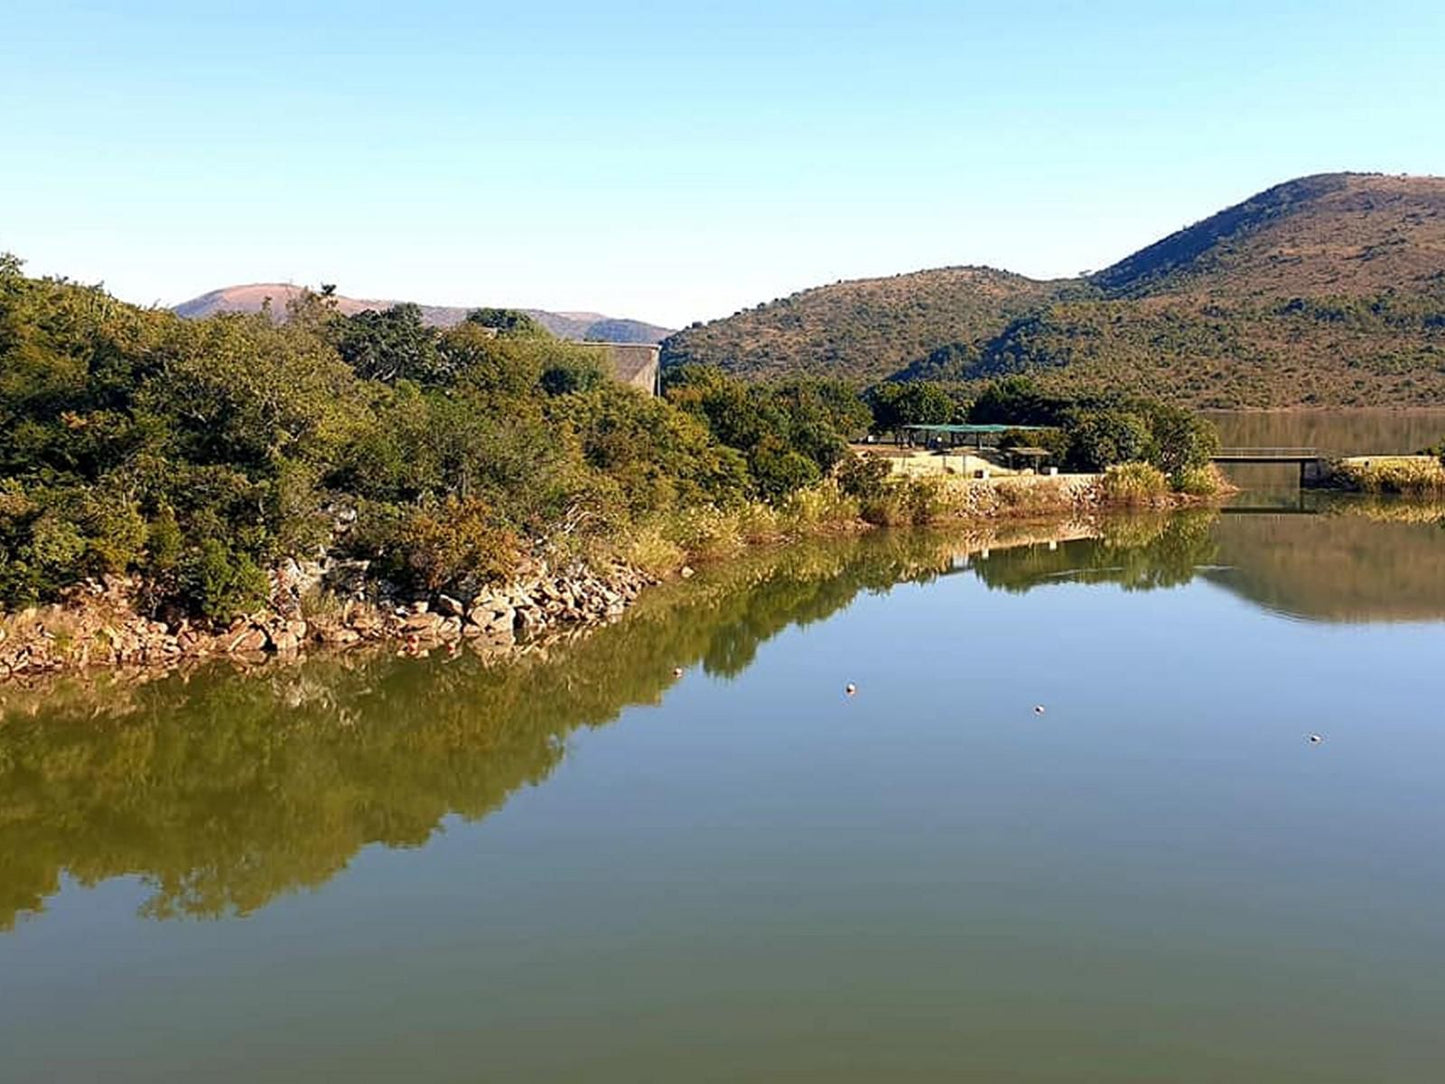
[[1322, 456, 1445, 496], [614, 461, 1228, 578]]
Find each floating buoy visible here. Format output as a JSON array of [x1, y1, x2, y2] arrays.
[[1033, 705, 1046, 715], [1307, 734, 1323, 744], [672, 667, 683, 678], [845, 683, 857, 697]]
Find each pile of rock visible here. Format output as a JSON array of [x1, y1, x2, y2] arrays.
[[0, 575, 173, 677], [360, 560, 655, 648], [0, 559, 658, 680]]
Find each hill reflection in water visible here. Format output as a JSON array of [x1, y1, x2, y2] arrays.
[[969, 502, 1445, 624], [1, 504, 1442, 929]]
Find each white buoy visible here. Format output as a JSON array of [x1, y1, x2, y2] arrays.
[[845, 683, 857, 697], [672, 667, 683, 678], [1307, 733, 1323, 744], [1033, 705, 1046, 715]]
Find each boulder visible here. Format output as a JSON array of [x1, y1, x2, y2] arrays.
[[402, 611, 444, 636], [227, 627, 269, 654], [485, 607, 516, 633], [268, 628, 301, 654]]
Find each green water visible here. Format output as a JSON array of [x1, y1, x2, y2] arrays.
[[3, 510, 1445, 1082]]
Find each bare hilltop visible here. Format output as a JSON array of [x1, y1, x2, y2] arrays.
[[175, 284, 673, 345]]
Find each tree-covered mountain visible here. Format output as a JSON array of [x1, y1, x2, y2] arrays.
[[175, 284, 672, 344], [661, 266, 1058, 384], [661, 173, 1445, 407]]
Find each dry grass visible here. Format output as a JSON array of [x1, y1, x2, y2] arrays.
[[1333, 456, 1445, 496], [619, 482, 863, 576], [1100, 462, 1171, 504]]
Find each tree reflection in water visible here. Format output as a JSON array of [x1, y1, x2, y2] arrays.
[[3, 502, 1443, 929]]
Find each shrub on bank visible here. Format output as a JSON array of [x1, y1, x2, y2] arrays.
[[618, 524, 686, 579], [780, 480, 860, 530], [860, 477, 945, 526], [177, 539, 270, 622], [1100, 462, 1170, 505], [617, 480, 863, 577], [1170, 464, 1227, 497]]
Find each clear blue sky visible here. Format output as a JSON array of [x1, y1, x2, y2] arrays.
[[3, 1, 1441, 327]]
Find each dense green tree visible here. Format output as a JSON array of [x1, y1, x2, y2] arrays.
[[464, 307, 547, 337], [664, 365, 861, 498], [864, 381, 956, 432], [1065, 410, 1153, 471], [334, 304, 445, 385], [967, 376, 1073, 426]]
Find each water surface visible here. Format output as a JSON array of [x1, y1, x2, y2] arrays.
[[2, 512, 1444, 1082], [1204, 408, 1445, 457], [1205, 408, 1445, 505]]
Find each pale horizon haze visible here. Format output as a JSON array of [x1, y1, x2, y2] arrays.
[[4, 0, 1443, 328]]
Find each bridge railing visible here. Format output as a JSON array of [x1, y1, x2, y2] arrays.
[[1213, 447, 1320, 459]]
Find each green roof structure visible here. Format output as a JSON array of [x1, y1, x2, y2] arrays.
[[894, 422, 1051, 449]]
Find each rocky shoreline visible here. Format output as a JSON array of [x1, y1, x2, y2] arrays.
[[0, 556, 659, 682], [0, 473, 1223, 684]]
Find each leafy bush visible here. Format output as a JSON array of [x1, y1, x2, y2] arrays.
[[178, 539, 270, 622], [1066, 410, 1152, 471], [780, 480, 860, 528], [1171, 464, 1227, 496], [391, 497, 519, 592], [860, 478, 944, 526], [665, 365, 861, 501], [837, 453, 892, 500]]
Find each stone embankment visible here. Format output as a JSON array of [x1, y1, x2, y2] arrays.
[[0, 558, 657, 681]]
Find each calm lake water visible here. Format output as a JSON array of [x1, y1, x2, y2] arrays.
[[3, 507, 1445, 1082], [1205, 409, 1445, 506]]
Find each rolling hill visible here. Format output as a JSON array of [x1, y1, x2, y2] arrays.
[[661, 173, 1445, 407], [174, 284, 672, 344]]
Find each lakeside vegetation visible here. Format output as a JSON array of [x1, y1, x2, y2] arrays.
[[0, 257, 1226, 626]]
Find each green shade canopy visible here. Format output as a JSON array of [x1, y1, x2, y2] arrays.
[[899, 423, 1050, 434]]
